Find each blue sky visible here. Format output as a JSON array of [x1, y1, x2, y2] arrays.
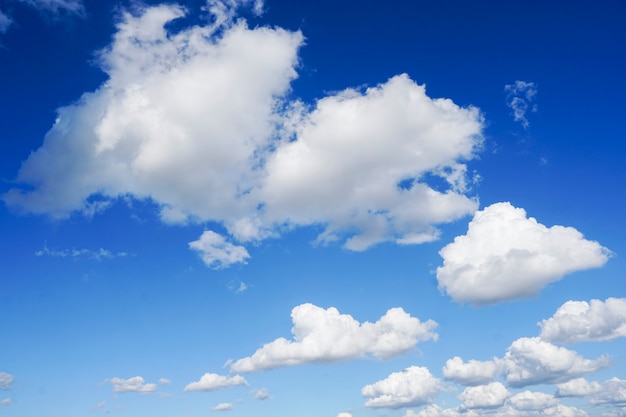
[[1, 0, 625, 416]]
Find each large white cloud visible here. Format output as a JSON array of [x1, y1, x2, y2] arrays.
[[557, 377, 626, 406], [442, 356, 498, 386], [184, 373, 247, 392], [0, 373, 13, 390], [499, 337, 609, 387], [229, 304, 438, 372], [458, 382, 510, 409], [539, 298, 626, 344], [437, 202, 610, 305], [3, 0, 484, 259], [188, 230, 250, 269], [362, 366, 445, 409], [109, 376, 157, 393]]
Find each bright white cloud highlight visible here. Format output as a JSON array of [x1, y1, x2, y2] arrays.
[[557, 377, 626, 405], [539, 298, 626, 344], [212, 402, 233, 411], [443, 356, 498, 386], [109, 376, 157, 393], [437, 202, 610, 305], [184, 373, 247, 392], [229, 304, 437, 372], [505, 80, 537, 128], [337, 413, 353, 417], [189, 231, 250, 269], [0, 373, 13, 390], [499, 337, 609, 387], [507, 391, 557, 411], [458, 382, 510, 409], [3, 1, 485, 259], [362, 366, 445, 409], [556, 378, 603, 397]]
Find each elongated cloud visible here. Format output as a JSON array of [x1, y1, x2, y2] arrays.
[[539, 298, 626, 344], [437, 202, 610, 305], [17, 0, 84, 15], [229, 304, 438, 372], [184, 373, 247, 392], [212, 402, 233, 411], [109, 376, 157, 393], [362, 366, 445, 409], [3, 0, 484, 261]]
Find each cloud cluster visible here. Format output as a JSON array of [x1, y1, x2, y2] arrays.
[[539, 298, 626, 344], [229, 304, 438, 372], [557, 377, 626, 405], [362, 366, 445, 409], [3, 0, 484, 260], [109, 376, 157, 393], [184, 373, 247, 392], [437, 202, 610, 305], [505, 80, 537, 128]]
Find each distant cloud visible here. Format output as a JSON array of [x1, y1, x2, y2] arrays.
[[498, 337, 609, 387], [437, 202, 611, 305], [158, 378, 171, 385], [251, 388, 269, 400], [229, 304, 438, 372], [35, 242, 128, 260], [17, 0, 84, 15], [508, 391, 557, 411], [184, 373, 247, 392], [442, 356, 498, 386], [0, 10, 12, 33], [361, 366, 445, 409], [0, 373, 13, 390], [539, 298, 626, 344], [108, 376, 157, 393], [212, 402, 233, 411], [557, 377, 626, 410], [458, 382, 509, 409], [337, 413, 352, 417], [3, 1, 484, 260], [188, 231, 250, 269], [0, 398, 11, 406], [505, 80, 537, 128]]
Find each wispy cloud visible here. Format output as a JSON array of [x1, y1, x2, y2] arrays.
[[505, 80, 537, 128], [35, 242, 128, 260]]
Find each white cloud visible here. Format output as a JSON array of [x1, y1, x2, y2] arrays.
[[499, 337, 609, 387], [229, 304, 438, 372], [458, 382, 510, 409], [404, 405, 461, 417], [361, 366, 445, 409], [109, 376, 157, 393], [337, 413, 352, 417], [539, 298, 626, 344], [17, 0, 84, 15], [0, 10, 12, 33], [212, 402, 233, 411], [3, 1, 485, 260], [184, 373, 247, 392], [442, 356, 498, 386], [35, 242, 127, 260], [0, 398, 11, 406], [251, 388, 269, 400], [189, 231, 250, 269], [0, 373, 13, 390], [437, 202, 611, 305], [158, 378, 171, 385], [505, 80, 537, 128], [557, 377, 626, 406], [508, 391, 557, 411]]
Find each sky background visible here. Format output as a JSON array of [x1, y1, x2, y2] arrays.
[[1, 1, 625, 416]]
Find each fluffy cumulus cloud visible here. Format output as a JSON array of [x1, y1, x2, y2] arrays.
[[505, 80, 537, 128], [3, 0, 484, 261], [337, 413, 353, 417], [0, 373, 13, 390], [443, 356, 498, 386], [557, 377, 626, 406], [109, 376, 157, 393], [184, 373, 247, 392], [229, 304, 438, 372], [458, 382, 510, 409], [508, 391, 557, 411], [498, 337, 609, 387], [362, 366, 445, 409], [212, 402, 233, 411], [539, 298, 626, 344], [188, 231, 250, 269], [437, 202, 610, 305]]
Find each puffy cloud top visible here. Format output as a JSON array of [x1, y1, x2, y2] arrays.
[[458, 382, 510, 409], [443, 356, 498, 386], [109, 376, 157, 393], [229, 304, 437, 372], [539, 298, 626, 344], [362, 366, 445, 409], [184, 373, 247, 392], [437, 202, 610, 305]]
